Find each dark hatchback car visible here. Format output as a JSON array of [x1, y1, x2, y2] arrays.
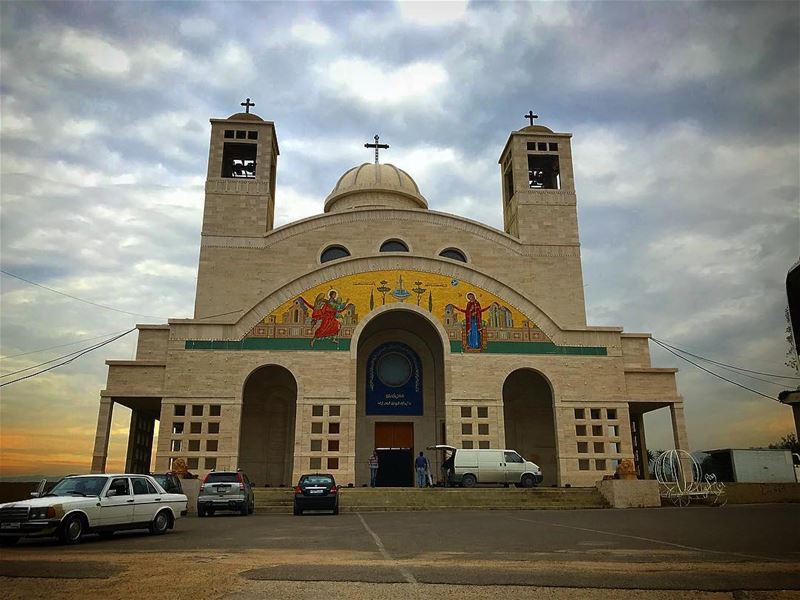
[[293, 474, 339, 515]]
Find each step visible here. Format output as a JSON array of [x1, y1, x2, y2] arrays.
[[253, 487, 608, 513]]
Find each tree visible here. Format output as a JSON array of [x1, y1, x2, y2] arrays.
[[768, 433, 800, 454]]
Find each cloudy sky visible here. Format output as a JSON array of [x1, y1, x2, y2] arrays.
[[1, 1, 798, 477]]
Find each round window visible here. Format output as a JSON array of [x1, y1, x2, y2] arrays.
[[376, 352, 412, 387]]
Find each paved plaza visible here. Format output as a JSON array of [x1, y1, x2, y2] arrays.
[[1, 505, 799, 599]]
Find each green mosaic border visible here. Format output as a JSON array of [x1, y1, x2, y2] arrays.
[[185, 338, 606, 356]]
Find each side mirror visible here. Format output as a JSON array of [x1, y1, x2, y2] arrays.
[[30, 492, 40, 498], [107, 489, 118, 497]]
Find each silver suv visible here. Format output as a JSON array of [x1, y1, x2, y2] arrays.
[[197, 470, 254, 517]]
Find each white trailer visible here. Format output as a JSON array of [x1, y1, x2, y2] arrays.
[[706, 449, 800, 483]]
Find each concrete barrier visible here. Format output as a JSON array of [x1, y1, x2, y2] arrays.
[[596, 480, 660, 508], [180, 479, 201, 515], [723, 482, 800, 504]]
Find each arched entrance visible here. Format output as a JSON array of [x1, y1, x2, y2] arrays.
[[239, 365, 297, 486], [355, 309, 446, 486], [503, 369, 558, 486]]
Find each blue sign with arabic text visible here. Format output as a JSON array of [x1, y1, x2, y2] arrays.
[[366, 342, 423, 415]]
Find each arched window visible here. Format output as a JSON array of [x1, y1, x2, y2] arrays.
[[439, 248, 467, 263], [320, 245, 350, 263], [379, 239, 409, 252]]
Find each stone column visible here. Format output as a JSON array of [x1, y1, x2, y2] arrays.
[[91, 397, 114, 473], [124, 409, 156, 474], [630, 413, 649, 480], [670, 403, 689, 451], [670, 403, 694, 481]]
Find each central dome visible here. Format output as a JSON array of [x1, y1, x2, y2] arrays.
[[324, 163, 428, 213]]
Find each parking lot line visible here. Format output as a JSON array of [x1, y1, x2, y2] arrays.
[[357, 512, 417, 584], [507, 515, 783, 562]]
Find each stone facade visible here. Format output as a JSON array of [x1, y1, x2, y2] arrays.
[[92, 112, 686, 488]]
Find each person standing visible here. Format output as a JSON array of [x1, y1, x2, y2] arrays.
[[368, 450, 379, 487], [415, 451, 429, 488], [442, 451, 455, 487]]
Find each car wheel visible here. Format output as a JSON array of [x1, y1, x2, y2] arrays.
[[59, 514, 85, 545], [149, 510, 171, 535], [461, 474, 477, 488], [520, 474, 535, 488], [293, 505, 302, 516], [248, 500, 254, 515], [332, 504, 339, 515], [0, 536, 19, 546], [198, 506, 206, 518], [240, 502, 248, 516]]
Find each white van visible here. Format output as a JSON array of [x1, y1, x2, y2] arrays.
[[430, 445, 543, 488]]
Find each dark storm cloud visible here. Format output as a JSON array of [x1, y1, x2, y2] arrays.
[[0, 0, 798, 473]]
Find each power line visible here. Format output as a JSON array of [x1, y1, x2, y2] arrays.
[[650, 338, 778, 401], [0, 329, 135, 388], [1, 270, 168, 320], [652, 339, 795, 388], [0, 329, 133, 360], [653, 337, 800, 380], [0, 330, 135, 378]]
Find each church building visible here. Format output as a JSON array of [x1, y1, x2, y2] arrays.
[[91, 104, 687, 488]]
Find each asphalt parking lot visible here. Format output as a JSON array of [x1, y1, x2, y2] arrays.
[[2, 504, 799, 598]]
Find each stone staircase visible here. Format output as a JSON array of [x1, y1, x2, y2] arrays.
[[253, 487, 608, 513]]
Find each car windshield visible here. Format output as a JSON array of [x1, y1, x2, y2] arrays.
[[300, 475, 334, 486], [206, 473, 239, 483], [47, 476, 107, 497]]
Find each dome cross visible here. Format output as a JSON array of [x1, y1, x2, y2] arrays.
[[240, 98, 255, 114], [525, 110, 538, 126], [364, 134, 390, 164]]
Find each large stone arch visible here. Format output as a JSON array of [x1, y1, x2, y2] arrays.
[[354, 307, 447, 486], [502, 368, 559, 486], [238, 364, 297, 486]]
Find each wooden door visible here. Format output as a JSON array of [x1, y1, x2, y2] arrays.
[[375, 422, 414, 449]]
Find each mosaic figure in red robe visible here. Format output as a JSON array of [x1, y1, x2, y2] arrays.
[[298, 290, 351, 347]]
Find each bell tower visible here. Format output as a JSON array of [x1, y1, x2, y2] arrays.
[[201, 99, 279, 237], [498, 112, 577, 245], [498, 112, 586, 326]]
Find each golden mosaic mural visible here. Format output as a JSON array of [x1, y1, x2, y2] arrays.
[[246, 270, 551, 352]]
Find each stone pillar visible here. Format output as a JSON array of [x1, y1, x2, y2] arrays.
[[91, 397, 114, 473], [630, 413, 649, 480], [124, 409, 156, 474], [669, 403, 689, 451], [670, 403, 694, 480]]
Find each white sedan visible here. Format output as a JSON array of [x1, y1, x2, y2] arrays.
[[0, 474, 188, 545]]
